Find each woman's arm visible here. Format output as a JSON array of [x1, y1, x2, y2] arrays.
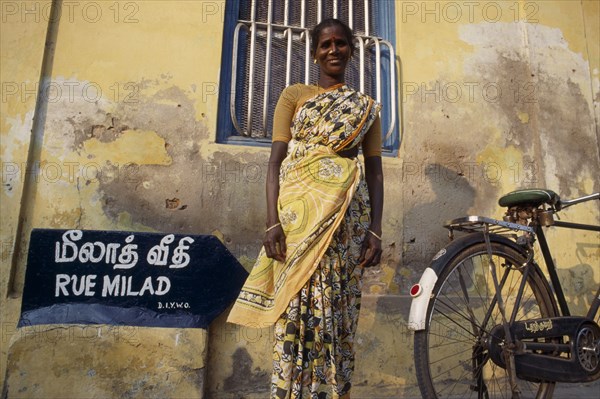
[[360, 155, 384, 267], [263, 85, 299, 262], [263, 141, 288, 262]]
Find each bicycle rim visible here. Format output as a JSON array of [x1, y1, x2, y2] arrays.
[[414, 241, 558, 399]]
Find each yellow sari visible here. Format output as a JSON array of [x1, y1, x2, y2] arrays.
[[228, 84, 379, 326], [228, 84, 380, 398]]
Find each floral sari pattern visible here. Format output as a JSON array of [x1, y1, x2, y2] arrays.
[[227, 84, 380, 399]]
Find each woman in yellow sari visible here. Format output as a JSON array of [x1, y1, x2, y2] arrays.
[[228, 18, 384, 399]]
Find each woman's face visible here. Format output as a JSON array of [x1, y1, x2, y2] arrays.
[[314, 25, 351, 81]]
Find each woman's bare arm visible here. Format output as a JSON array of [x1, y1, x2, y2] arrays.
[[263, 141, 288, 262], [360, 155, 384, 267]]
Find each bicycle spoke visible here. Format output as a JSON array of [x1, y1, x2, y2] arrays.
[[427, 335, 474, 350], [433, 298, 488, 340], [429, 346, 475, 367]]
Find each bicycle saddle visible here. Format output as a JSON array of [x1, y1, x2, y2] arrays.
[[498, 189, 559, 208]]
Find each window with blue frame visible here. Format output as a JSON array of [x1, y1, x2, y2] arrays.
[[217, 0, 399, 153]]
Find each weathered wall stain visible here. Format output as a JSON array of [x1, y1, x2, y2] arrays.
[[401, 21, 599, 274], [459, 22, 599, 197]]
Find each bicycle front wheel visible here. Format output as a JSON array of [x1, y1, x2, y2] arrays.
[[414, 238, 558, 399]]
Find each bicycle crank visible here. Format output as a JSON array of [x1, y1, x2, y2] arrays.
[[488, 316, 600, 383]]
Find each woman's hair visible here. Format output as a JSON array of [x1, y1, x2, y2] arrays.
[[310, 18, 355, 56]]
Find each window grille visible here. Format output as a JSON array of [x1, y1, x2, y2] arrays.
[[219, 0, 399, 152]]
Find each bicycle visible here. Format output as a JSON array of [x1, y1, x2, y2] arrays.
[[407, 188, 600, 398]]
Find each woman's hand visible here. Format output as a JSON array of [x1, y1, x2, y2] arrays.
[[263, 224, 287, 262], [359, 230, 382, 267]]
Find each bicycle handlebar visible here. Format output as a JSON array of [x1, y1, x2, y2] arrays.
[[558, 192, 600, 210]]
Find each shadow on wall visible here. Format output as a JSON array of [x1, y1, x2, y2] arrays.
[[556, 240, 600, 317], [223, 347, 270, 395], [205, 310, 272, 399], [359, 164, 479, 395], [401, 163, 477, 276]]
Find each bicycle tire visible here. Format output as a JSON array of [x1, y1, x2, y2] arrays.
[[414, 235, 559, 399]]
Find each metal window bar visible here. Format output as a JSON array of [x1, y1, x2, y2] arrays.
[[230, 0, 397, 147]]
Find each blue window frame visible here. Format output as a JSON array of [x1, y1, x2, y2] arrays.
[[216, 0, 399, 154]]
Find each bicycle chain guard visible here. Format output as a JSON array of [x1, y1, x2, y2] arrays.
[[488, 316, 600, 383]]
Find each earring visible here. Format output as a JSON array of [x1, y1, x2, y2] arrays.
[[313, 59, 317, 64]]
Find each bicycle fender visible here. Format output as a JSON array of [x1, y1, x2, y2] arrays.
[[408, 267, 438, 331], [407, 233, 526, 331]]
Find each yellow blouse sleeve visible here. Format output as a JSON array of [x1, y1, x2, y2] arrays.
[[361, 114, 382, 157], [271, 85, 299, 143]]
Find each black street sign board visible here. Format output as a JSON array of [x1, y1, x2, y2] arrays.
[[18, 229, 249, 329]]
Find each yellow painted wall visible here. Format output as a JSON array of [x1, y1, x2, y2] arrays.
[[1, 1, 599, 397], [1, 0, 52, 388]]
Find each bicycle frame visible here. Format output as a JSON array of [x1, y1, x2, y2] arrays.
[[408, 192, 600, 330], [447, 193, 600, 323], [534, 218, 600, 320]]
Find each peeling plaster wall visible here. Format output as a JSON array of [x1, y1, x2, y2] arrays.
[[1, 1, 599, 398]]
